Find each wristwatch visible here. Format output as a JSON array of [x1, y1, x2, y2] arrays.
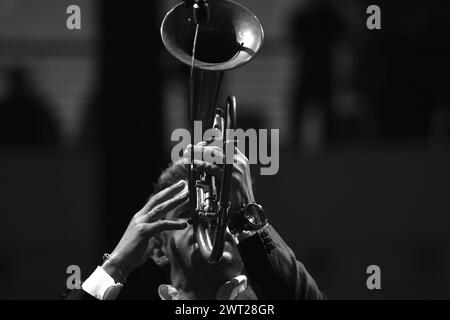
[[229, 203, 268, 234]]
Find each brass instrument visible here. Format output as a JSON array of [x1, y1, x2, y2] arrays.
[[161, 0, 263, 264]]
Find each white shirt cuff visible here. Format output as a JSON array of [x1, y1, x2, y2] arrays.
[[81, 266, 123, 300]]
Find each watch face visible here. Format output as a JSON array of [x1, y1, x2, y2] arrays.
[[245, 204, 265, 227]]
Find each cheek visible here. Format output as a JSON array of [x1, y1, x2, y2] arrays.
[[222, 242, 242, 263], [168, 227, 194, 258]]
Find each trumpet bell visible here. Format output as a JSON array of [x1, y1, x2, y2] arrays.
[[161, 0, 264, 71]]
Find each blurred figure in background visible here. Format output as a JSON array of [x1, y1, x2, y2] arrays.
[[355, 0, 450, 143], [0, 66, 59, 147], [289, 0, 342, 151]]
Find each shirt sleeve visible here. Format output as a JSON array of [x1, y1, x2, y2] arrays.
[[81, 266, 124, 300]]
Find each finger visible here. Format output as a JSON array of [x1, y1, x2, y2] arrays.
[[138, 180, 186, 216], [196, 142, 241, 166], [184, 144, 225, 158], [200, 128, 223, 146], [184, 145, 226, 166], [152, 220, 189, 233], [171, 198, 192, 219], [143, 191, 189, 223], [192, 160, 223, 178], [172, 158, 223, 178], [138, 197, 191, 224], [183, 144, 208, 162], [184, 144, 203, 157], [188, 140, 238, 154], [139, 220, 188, 236], [222, 140, 248, 165], [233, 148, 248, 165]]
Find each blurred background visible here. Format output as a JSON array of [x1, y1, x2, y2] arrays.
[[0, 0, 449, 299]]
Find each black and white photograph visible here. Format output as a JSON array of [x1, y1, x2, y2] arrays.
[[0, 0, 449, 307]]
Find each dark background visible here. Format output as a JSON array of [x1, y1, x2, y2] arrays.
[[0, 0, 449, 299]]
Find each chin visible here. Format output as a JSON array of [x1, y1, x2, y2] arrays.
[[177, 229, 243, 275]]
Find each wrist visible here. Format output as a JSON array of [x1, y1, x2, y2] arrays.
[[102, 254, 128, 283], [244, 192, 255, 204], [243, 179, 255, 204], [229, 203, 268, 235], [235, 230, 257, 244], [235, 223, 269, 243], [109, 250, 135, 278], [235, 187, 255, 210], [101, 261, 121, 283]]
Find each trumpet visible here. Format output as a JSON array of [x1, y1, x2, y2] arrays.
[[161, 0, 263, 264]]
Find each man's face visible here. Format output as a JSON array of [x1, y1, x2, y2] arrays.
[[160, 184, 244, 284]]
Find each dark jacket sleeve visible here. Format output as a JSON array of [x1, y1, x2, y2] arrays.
[[62, 288, 97, 300], [237, 224, 324, 300]]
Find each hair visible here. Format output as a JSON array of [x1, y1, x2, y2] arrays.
[[149, 161, 190, 273], [153, 160, 189, 194]]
